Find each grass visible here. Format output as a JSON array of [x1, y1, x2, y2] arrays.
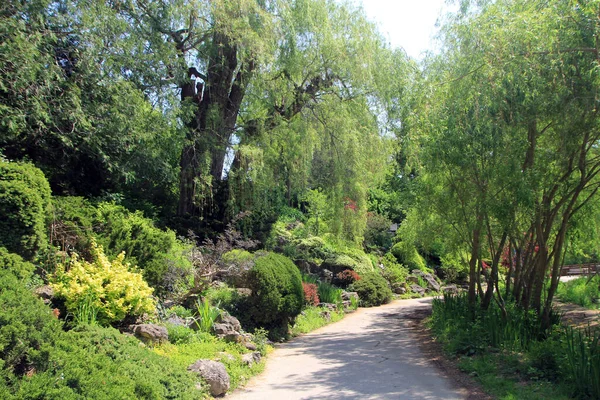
[[557, 276, 600, 309], [291, 306, 345, 336], [429, 293, 598, 399], [154, 329, 268, 392], [457, 353, 572, 400], [317, 281, 343, 304]]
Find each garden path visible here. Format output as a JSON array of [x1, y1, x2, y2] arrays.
[[228, 298, 467, 400]]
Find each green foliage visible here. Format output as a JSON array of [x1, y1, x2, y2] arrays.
[[51, 240, 156, 325], [557, 276, 600, 310], [193, 299, 221, 333], [0, 161, 51, 260], [291, 306, 344, 336], [246, 252, 303, 339], [0, 247, 35, 282], [564, 326, 600, 399], [317, 281, 342, 305], [0, 251, 61, 380], [96, 203, 193, 290], [380, 252, 409, 286], [391, 241, 427, 272], [348, 273, 392, 307], [363, 212, 393, 251], [439, 252, 469, 284], [166, 324, 195, 345], [0, 248, 197, 398], [50, 199, 194, 294]]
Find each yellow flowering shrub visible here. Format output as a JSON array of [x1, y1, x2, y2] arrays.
[[51, 240, 156, 325]]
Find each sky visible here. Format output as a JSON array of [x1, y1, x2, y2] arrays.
[[355, 0, 454, 59]]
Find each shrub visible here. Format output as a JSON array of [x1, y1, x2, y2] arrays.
[[302, 282, 320, 306], [0, 250, 61, 378], [391, 241, 427, 272], [380, 252, 409, 285], [363, 212, 393, 250], [51, 240, 156, 325], [0, 161, 51, 260], [334, 269, 361, 288], [96, 203, 193, 290], [348, 273, 392, 307], [246, 252, 303, 339]]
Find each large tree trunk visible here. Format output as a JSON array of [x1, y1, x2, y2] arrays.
[[177, 32, 254, 223]]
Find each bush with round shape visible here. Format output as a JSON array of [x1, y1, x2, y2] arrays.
[[51, 240, 156, 325], [348, 273, 393, 307], [247, 252, 303, 339], [334, 269, 361, 288], [0, 161, 51, 260]]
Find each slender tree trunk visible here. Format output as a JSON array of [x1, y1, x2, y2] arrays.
[[468, 211, 484, 307]]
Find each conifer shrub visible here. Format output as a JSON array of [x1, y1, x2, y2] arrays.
[[51, 240, 156, 325], [391, 241, 427, 272], [246, 252, 303, 339], [348, 273, 393, 307], [0, 161, 51, 260], [0, 249, 60, 378]]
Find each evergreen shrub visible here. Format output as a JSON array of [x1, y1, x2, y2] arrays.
[[0, 161, 51, 260], [348, 273, 392, 307], [247, 252, 303, 338]]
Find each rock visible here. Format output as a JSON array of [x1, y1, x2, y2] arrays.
[[241, 352, 262, 366], [188, 360, 230, 397], [216, 313, 242, 332], [393, 285, 406, 295], [166, 315, 187, 327], [407, 275, 420, 285], [341, 291, 359, 302], [244, 341, 258, 351], [34, 285, 54, 304], [320, 310, 331, 321], [319, 302, 337, 311], [212, 313, 244, 343], [321, 269, 333, 283], [133, 324, 169, 344], [216, 352, 236, 362], [442, 284, 459, 295], [410, 284, 426, 297], [423, 274, 441, 292]]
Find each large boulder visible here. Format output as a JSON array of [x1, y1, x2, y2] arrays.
[[188, 360, 230, 397], [132, 324, 168, 344], [410, 270, 441, 292]]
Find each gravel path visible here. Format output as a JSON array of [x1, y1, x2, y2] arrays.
[[228, 298, 467, 400]]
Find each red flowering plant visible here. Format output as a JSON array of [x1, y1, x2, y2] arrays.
[[335, 269, 361, 288], [302, 282, 320, 306]]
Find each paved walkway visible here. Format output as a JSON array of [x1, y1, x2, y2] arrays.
[[228, 298, 466, 400]]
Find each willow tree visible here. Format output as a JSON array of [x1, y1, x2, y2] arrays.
[[415, 0, 600, 326], [226, 0, 403, 242]]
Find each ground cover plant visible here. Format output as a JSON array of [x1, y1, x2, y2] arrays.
[[430, 293, 599, 399], [557, 276, 600, 309]]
